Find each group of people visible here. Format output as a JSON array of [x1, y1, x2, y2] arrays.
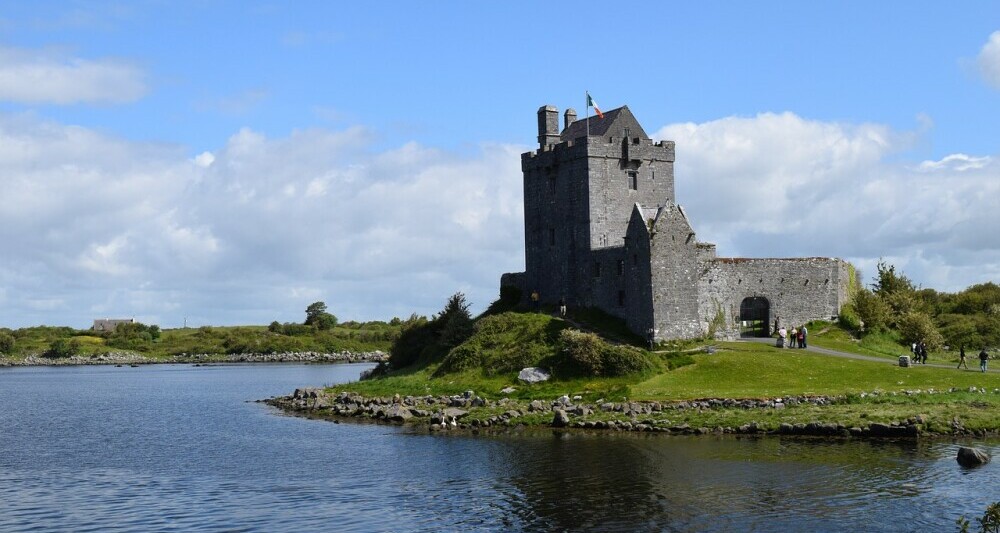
[[956, 345, 992, 372], [910, 341, 929, 364], [776, 324, 807, 349]]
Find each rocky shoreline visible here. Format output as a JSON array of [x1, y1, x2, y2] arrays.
[[264, 386, 1000, 439], [0, 350, 388, 367]]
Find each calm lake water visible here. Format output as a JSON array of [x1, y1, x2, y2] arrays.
[[1, 363, 998, 532]]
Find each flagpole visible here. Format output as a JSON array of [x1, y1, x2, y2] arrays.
[[585, 91, 590, 138]]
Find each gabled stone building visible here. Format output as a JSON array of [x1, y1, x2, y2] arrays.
[[501, 104, 852, 341]]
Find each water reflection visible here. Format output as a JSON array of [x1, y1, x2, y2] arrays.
[[466, 431, 998, 532]]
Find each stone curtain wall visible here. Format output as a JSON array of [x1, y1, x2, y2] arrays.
[[697, 258, 851, 338]]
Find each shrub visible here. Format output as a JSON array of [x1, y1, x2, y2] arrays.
[[896, 311, 944, 350], [0, 331, 14, 354], [852, 289, 892, 332], [388, 316, 436, 369], [602, 344, 656, 376], [557, 329, 656, 377], [838, 303, 862, 332], [47, 338, 81, 358], [559, 329, 605, 375]]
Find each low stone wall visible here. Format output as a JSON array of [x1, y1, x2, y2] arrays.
[[264, 387, 1000, 439], [0, 350, 388, 367]]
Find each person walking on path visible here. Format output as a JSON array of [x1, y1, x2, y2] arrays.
[[790, 327, 798, 349], [980, 348, 990, 373], [920, 341, 929, 364], [800, 325, 808, 349], [778, 327, 787, 348], [958, 346, 969, 370], [558, 298, 567, 317]]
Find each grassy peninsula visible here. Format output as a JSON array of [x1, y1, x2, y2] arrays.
[[276, 288, 1000, 438]]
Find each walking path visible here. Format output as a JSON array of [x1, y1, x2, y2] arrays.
[[739, 337, 997, 373]]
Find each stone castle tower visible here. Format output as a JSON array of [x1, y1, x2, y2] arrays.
[[501, 104, 852, 341]]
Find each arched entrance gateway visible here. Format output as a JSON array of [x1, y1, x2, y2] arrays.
[[739, 297, 770, 337]]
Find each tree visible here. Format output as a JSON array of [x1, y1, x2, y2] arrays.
[[852, 288, 892, 332], [896, 311, 944, 350], [304, 301, 337, 330], [872, 259, 915, 296], [438, 292, 474, 349]]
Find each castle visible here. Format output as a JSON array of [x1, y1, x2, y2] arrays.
[[500, 104, 852, 341]]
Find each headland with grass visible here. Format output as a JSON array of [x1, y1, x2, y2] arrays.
[[266, 286, 1000, 439]]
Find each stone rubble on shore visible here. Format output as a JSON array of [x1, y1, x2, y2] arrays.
[[263, 387, 996, 439], [0, 350, 388, 367]]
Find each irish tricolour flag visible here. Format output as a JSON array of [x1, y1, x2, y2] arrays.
[[587, 92, 604, 119]]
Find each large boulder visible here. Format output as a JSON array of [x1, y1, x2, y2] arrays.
[[385, 404, 413, 422], [518, 367, 551, 383], [957, 446, 991, 467], [551, 409, 570, 428]]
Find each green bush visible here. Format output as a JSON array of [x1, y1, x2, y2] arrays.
[[838, 303, 862, 332], [557, 329, 656, 377], [896, 311, 944, 349], [47, 338, 81, 358], [0, 331, 15, 354], [559, 329, 605, 375], [853, 289, 892, 332], [602, 344, 656, 376], [388, 316, 436, 369]]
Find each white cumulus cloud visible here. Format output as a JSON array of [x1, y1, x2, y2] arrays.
[[654, 113, 1000, 292], [0, 46, 146, 104], [978, 31, 1000, 89], [0, 113, 524, 328]]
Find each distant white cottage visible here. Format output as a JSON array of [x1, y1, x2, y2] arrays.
[[92, 318, 134, 332]]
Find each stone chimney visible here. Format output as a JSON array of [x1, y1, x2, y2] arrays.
[[564, 108, 577, 130], [537, 105, 559, 148]]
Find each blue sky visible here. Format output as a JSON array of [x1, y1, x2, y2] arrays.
[[1, 1, 1000, 328]]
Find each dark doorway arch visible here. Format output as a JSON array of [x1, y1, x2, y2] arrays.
[[739, 297, 770, 337]]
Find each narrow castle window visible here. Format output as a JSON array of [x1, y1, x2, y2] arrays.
[[617, 259, 625, 276], [632, 254, 637, 265], [618, 290, 626, 307], [592, 261, 601, 278], [627, 171, 638, 191], [548, 175, 555, 193], [549, 228, 555, 246]]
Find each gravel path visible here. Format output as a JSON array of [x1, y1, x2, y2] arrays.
[[738, 336, 997, 373]]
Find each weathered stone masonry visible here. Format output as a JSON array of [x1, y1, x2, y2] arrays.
[[502, 104, 851, 340]]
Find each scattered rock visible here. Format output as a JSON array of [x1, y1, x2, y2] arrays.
[[500, 386, 516, 394], [518, 367, 551, 383], [957, 446, 991, 467], [551, 409, 570, 427]]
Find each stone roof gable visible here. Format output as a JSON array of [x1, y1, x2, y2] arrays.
[[560, 105, 649, 142]]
